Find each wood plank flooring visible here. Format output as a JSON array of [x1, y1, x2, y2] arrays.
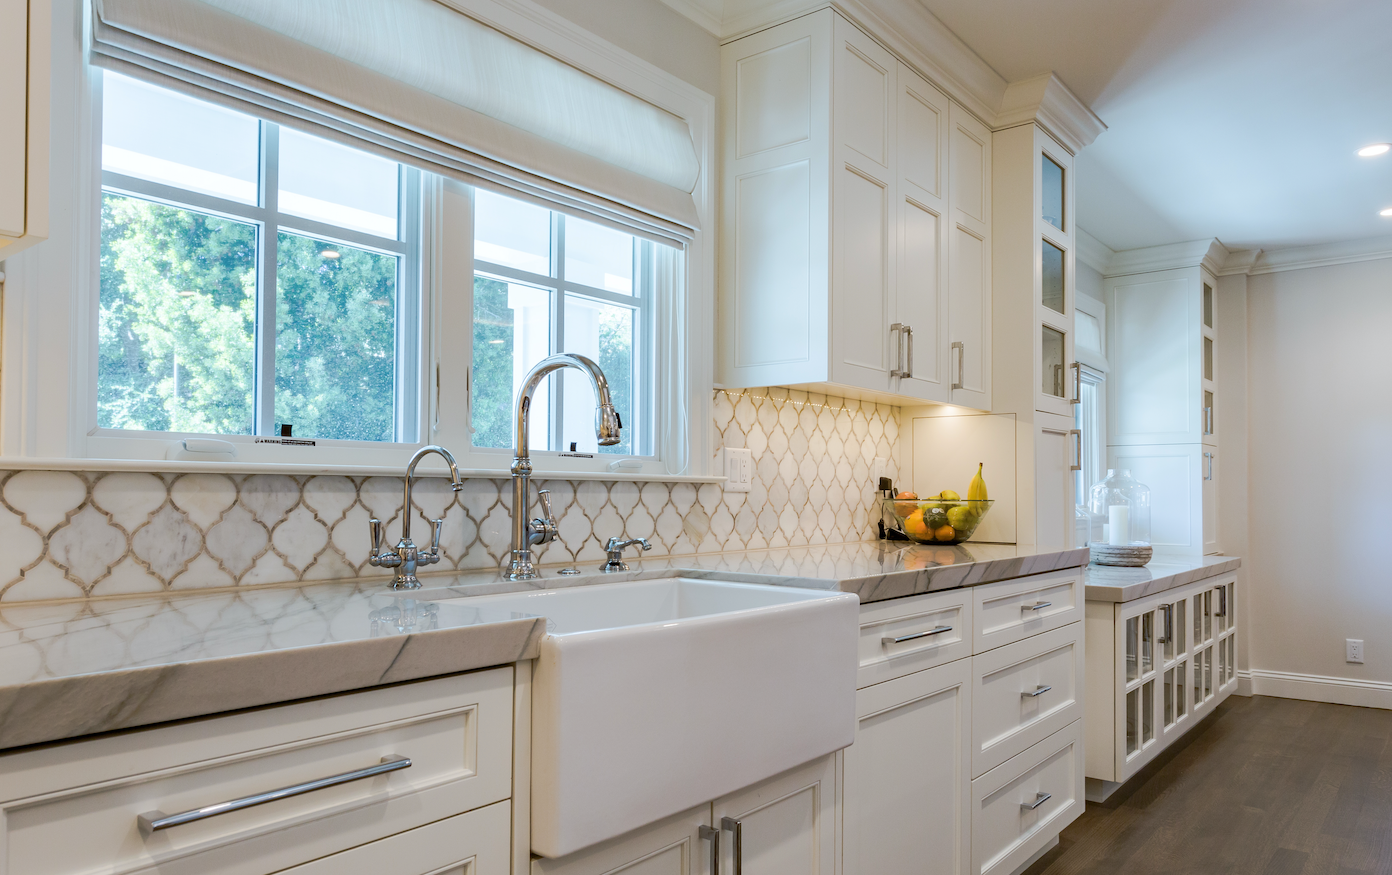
[[1024, 695, 1392, 875]]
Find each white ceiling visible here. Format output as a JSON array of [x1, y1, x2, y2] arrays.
[[915, 0, 1392, 252]]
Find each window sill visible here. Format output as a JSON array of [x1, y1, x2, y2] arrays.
[[0, 456, 724, 483]]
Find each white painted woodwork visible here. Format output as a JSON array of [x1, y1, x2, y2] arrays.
[[1034, 132, 1076, 420], [1084, 575, 1238, 785], [531, 805, 711, 875], [906, 410, 1018, 544], [0, 669, 514, 875], [712, 754, 837, 875], [277, 801, 511, 875], [718, 9, 990, 408], [0, 0, 48, 255], [1034, 414, 1077, 553], [842, 659, 972, 875], [972, 570, 1081, 653], [970, 721, 1084, 875], [857, 587, 972, 688], [971, 622, 1083, 777], [1108, 443, 1218, 557]]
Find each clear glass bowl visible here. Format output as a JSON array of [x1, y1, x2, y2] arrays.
[[883, 498, 994, 545]]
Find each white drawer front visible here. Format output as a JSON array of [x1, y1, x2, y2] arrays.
[[279, 800, 511, 875], [971, 721, 1084, 875], [1, 669, 514, 875], [857, 589, 972, 688], [971, 623, 1082, 777], [973, 571, 1080, 653]]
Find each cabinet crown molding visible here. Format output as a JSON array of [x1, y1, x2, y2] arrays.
[[1099, 237, 1228, 278], [995, 73, 1106, 155], [1091, 233, 1392, 278]]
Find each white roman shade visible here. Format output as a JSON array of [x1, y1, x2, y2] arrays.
[[91, 0, 702, 240]]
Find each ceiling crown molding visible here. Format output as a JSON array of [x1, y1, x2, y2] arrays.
[[1075, 227, 1115, 274], [1102, 238, 1229, 278], [995, 73, 1106, 155], [1246, 234, 1392, 276]]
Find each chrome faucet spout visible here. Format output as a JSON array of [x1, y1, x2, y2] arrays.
[[507, 353, 622, 581], [368, 445, 465, 590]]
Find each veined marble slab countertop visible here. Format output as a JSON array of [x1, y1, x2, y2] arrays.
[[1084, 555, 1242, 603], [0, 540, 1086, 751]]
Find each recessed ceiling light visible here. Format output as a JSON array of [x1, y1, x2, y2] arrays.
[[1381, 208, 1392, 217], [1358, 143, 1391, 157], [320, 249, 340, 259]]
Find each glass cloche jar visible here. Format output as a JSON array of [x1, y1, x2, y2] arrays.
[[1088, 469, 1152, 565]]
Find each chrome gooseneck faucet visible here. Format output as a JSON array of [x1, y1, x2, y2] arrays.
[[508, 353, 621, 580], [369, 445, 466, 589]]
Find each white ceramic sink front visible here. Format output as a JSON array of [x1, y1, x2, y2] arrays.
[[441, 578, 859, 857]]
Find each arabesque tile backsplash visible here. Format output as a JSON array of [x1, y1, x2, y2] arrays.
[[0, 389, 900, 603]]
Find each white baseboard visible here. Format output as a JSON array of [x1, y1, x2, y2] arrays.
[[1236, 671, 1253, 697], [1247, 669, 1392, 710]]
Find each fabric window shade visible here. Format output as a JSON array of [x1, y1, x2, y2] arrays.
[[91, 0, 701, 241]]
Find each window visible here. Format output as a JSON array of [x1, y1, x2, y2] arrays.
[[1073, 293, 1108, 507], [97, 72, 420, 443], [470, 189, 657, 458]]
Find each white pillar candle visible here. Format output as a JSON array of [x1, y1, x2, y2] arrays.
[[1108, 505, 1130, 546]]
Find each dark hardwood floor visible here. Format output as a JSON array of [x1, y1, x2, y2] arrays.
[[1023, 695, 1392, 875]]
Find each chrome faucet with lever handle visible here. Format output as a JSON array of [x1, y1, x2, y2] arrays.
[[600, 536, 652, 572], [369, 444, 466, 590], [507, 353, 622, 581]]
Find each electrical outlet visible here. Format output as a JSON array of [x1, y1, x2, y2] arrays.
[[1347, 639, 1365, 664], [872, 456, 888, 485], [722, 447, 753, 493]]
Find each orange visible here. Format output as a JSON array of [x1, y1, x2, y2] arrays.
[[903, 510, 932, 541], [933, 525, 956, 542], [894, 491, 920, 517]]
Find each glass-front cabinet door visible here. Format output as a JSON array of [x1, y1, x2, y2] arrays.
[[1036, 131, 1074, 418]]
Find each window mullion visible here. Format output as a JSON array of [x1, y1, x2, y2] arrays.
[[552, 213, 566, 452], [256, 122, 280, 436]]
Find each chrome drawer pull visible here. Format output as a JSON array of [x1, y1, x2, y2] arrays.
[[700, 824, 721, 875], [1022, 601, 1052, 613], [1021, 792, 1052, 811], [138, 754, 411, 832], [1022, 684, 1052, 698], [882, 625, 952, 645], [721, 816, 744, 875]]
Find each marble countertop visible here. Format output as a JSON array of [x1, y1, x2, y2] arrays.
[[1084, 555, 1242, 603], [0, 540, 1087, 751]]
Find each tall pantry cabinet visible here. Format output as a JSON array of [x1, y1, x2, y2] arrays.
[[717, 9, 991, 409], [0, 0, 49, 257]]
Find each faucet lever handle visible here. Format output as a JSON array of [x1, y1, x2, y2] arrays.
[[426, 518, 444, 563], [536, 488, 555, 523], [369, 518, 384, 558]]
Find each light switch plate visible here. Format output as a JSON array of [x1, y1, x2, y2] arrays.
[[722, 447, 753, 492]]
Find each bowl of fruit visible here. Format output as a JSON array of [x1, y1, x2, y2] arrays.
[[884, 465, 992, 545]]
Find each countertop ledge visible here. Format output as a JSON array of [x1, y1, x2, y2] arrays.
[[0, 541, 1086, 752], [1084, 555, 1242, 603]]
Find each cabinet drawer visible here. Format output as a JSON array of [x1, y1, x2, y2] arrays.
[[971, 623, 1082, 777], [277, 799, 511, 875], [970, 721, 1084, 875], [973, 570, 1080, 653], [857, 589, 972, 688], [0, 668, 514, 875]]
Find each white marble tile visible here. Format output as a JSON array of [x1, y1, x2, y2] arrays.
[[132, 505, 203, 581], [206, 505, 269, 577], [4, 471, 87, 532], [92, 472, 167, 530], [48, 505, 127, 585], [170, 473, 238, 528]]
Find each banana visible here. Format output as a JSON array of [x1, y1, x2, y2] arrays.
[[968, 463, 988, 504]]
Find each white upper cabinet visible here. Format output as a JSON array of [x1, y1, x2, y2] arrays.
[[0, 0, 48, 257], [718, 9, 990, 409]]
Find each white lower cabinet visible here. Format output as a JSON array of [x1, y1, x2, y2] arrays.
[[534, 756, 837, 875], [969, 721, 1084, 875], [842, 659, 971, 875], [277, 801, 511, 874]]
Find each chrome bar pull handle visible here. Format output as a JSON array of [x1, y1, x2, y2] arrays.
[[700, 825, 721, 875], [1071, 362, 1081, 405], [721, 817, 744, 875], [882, 625, 952, 646], [1204, 452, 1214, 481], [1218, 586, 1227, 618], [1022, 601, 1052, 613], [951, 341, 964, 390], [1022, 791, 1052, 811], [890, 323, 907, 378], [904, 325, 914, 379], [1021, 684, 1052, 698], [138, 755, 411, 833], [1204, 405, 1214, 435], [1159, 603, 1173, 644], [1070, 428, 1082, 472]]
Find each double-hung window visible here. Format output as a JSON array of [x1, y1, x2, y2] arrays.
[[470, 189, 655, 459], [97, 71, 421, 445], [1074, 295, 1109, 505]]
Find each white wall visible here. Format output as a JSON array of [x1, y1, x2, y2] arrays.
[[1246, 257, 1392, 701], [528, 0, 719, 95], [1076, 259, 1104, 306]]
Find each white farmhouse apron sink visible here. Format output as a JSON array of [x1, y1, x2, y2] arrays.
[[441, 578, 859, 857]]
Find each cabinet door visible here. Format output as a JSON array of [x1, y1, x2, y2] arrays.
[[277, 801, 511, 875], [947, 103, 991, 410], [891, 62, 949, 403], [1108, 443, 1205, 557], [0, 0, 28, 238], [830, 15, 896, 395], [1035, 132, 1075, 420], [1202, 449, 1219, 554], [712, 755, 836, 875], [533, 806, 712, 875], [1107, 269, 1204, 446], [843, 659, 970, 875], [1034, 417, 1077, 552]]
